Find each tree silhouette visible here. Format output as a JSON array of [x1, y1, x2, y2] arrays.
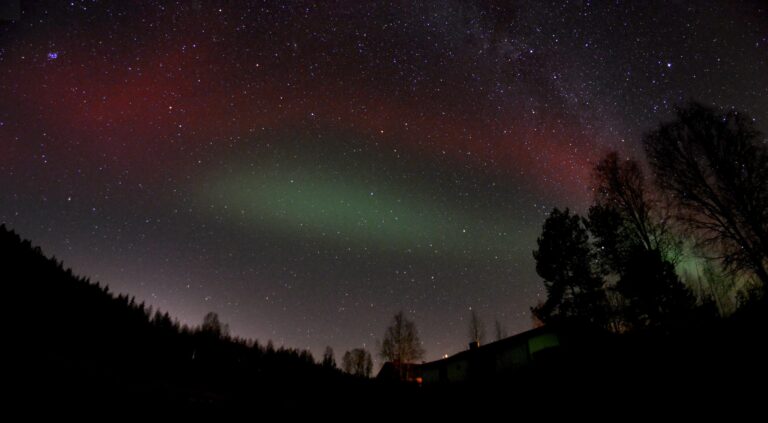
[[586, 152, 693, 329], [643, 102, 768, 286], [591, 152, 659, 251], [468, 309, 486, 346], [1, 224, 368, 411], [379, 311, 425, 368], [587, 204, 632, 276], [532, 208, 607, 327], [615, 246, 695, 329], [587, 152, 679, 268], [322, 346, 337, 369], [201, 311, 230, 339], [341, 348, 372, 377]]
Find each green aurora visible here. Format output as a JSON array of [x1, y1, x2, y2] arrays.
[[202, 159, 532, 261]]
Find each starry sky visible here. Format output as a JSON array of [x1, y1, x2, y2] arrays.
[[1, 1, 766, 363]]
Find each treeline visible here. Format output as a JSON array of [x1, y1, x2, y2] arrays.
[[490, 102, 768, 413], [1, 224, 399, 413], [532, 102, 768, 332]]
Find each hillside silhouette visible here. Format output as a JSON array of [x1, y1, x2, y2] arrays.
[[4, 222, 768, 417], [1, 224, 416, 415]]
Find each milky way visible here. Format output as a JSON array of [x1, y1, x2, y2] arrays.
[[1, 1, 766, 362]]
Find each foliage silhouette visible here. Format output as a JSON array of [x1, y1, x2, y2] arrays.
[[322, 346, 337, 369], [201, 311, 230, 338], [589, 152, 675, 254], [0, 224, 387, 413], [379, 311, 425, 368], [341, 348, 373, 377], [531, 208, 607, 328], [586, 152, 695, 330], [2, 206, 768, 415], [615, 246, 695, 329], [643, 102, 768, 286]]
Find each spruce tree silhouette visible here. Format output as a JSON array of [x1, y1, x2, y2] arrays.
[[616, 246, 695, 329], [531, 208, 607, 328]]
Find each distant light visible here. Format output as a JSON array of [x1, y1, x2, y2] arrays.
[[666, 62, 672, 68], [47, 52, 58, 60]]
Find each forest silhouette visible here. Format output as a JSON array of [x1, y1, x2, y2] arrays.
[[4, 102, 768, 416], [1, 224, 415, 415]]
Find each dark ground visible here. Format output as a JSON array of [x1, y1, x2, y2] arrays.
[[4, 224, 766, 418]]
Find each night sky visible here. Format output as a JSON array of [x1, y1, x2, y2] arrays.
[[1, 1, 766, 363]]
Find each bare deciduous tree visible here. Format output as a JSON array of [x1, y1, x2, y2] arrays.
[[379, 311, 425, 366], [643, 102, 768, 286], [342, 348, 372, 377], [468, 309, 485, 346]]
